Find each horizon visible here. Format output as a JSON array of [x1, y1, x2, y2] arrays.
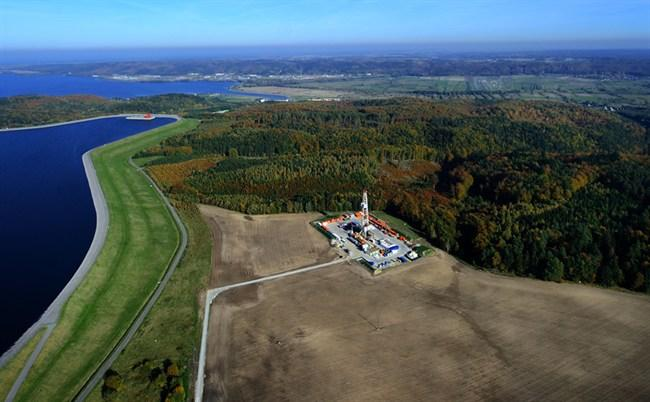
[[2, 42, 650, 67], [1, 0, 648, 56]]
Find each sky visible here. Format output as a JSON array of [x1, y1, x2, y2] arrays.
[[0, 0, 649, 50]]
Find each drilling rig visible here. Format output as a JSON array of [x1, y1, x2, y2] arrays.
[[361, 190, 370, 238]]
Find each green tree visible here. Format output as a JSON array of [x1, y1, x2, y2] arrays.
[[544, 255, 564, 282]]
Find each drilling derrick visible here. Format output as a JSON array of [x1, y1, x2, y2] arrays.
[[361, 190, 370, 238]]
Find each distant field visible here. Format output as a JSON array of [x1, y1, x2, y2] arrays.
[[283, 76, 469, 94], [236, 85, 353, 100], [274, 75, 650, 106]]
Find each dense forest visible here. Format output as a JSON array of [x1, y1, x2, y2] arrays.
[[140, 99, 649, 292]]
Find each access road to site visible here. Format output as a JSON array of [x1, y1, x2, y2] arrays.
[[194, 257, 349, 402]]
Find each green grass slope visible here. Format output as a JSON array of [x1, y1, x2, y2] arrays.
[[14, 118, 199, 401], [0, 328, 45, 400], [86, 203, 213, 401]]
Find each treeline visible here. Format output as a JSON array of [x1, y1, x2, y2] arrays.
[[144, 98, 649, 292], [0, 94, 249, 128]]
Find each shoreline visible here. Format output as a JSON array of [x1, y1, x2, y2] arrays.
[[0, 72, 289, 108], [0, 114, 180, 132], [0, 115, 180, 371]]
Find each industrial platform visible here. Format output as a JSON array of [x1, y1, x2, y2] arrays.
[[315, 191, 419, 273]]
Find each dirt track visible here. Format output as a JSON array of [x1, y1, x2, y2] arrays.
[[201, 208, 650, 402]]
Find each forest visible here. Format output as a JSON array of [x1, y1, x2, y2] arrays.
[[139, 98, 650, 292], [0, 94, 251, 128]]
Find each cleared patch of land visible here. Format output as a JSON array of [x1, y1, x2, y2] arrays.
[[237, 85, 354, 100], [371, 210, 431, 247], [199, 205, 337, 286], [205, 246, 650, 401], [13, 119, 198, 402]]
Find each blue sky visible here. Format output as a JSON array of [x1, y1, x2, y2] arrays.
[[1, 0, 649, 49]]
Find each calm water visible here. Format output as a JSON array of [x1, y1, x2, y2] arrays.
[[0, 117, 175, 353], [0, 72, 286, 100]]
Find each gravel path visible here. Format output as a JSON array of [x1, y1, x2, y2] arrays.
[[194, 257, 348, 402]]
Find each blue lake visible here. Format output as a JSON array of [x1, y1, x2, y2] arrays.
[[0, 72, 286, 100], [0, 116, 176, 353]]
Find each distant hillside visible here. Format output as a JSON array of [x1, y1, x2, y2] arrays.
[[11, 55, 650, 78]]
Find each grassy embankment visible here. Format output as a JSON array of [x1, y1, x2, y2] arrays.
[[12, 119, 199, 401], [86, 203, 213, 401], [0, 328, 46, 400]]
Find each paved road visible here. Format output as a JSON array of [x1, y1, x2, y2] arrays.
[[194, 257, 348, 402], [72, 157, 188, 401]]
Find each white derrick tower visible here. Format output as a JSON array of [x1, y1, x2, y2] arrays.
[[361, 190, 370, 237]]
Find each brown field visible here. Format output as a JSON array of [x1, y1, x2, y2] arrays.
[[236, 86, 354, 100], [199, 205, 337, 286], [201, 208, 650, 402]]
